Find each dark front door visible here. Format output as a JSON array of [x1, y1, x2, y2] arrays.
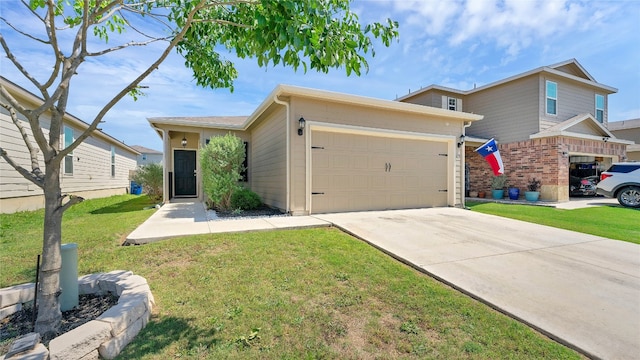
[[174, 150, 196, 197]]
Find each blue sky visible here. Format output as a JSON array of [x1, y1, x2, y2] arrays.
[[1, 0, 639, 152]]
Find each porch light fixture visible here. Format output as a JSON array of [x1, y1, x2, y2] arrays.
[[298, 117, 306, 136], [602, 136, 609, 143], [457, 134, 465, 148], [181, 133, 187, 148]]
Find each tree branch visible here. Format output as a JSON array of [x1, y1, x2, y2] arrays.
[[85, 37, 169, 57], [64, 0, 209, 157], [0, 35, 45, 91], [60, 194, 85, 212], [0, 148, 44, 189], [0, 102, 44, 180], [0, 16, 49, 44]]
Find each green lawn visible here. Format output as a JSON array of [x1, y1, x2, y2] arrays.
[[466, 201, 640, 244], [1, 195, 582, 359]]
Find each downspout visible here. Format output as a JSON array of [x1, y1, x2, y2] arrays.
[[461, 121, 473, 208], [273, 95, 291, 213], [151, 124, 169, 205]]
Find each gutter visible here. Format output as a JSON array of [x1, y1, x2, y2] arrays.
[[461, 121, 473, 208], [273, 95, 291, 214], [150, 124, 169, 204]]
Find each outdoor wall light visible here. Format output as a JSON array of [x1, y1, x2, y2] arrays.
[[457, 134, 465, 148], [181, 134, 187, 148], [298, 117, 306, 136]]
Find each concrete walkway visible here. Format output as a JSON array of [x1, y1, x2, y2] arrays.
[[125, 202, 330, 244], [126, 200, 639, 359], [314, 208, 640, 360]]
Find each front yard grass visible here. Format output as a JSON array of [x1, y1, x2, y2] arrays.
[[466, 201, 640, 244], [1, 195, 582, 359]]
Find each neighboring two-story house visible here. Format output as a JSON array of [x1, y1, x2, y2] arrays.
[[608, 119, 640, 161], [131, 145, 163, 166], [398, 59, 633, 202], [1, 77, 139, 213]]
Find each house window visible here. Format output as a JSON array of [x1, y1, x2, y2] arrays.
[[241, 142, 249, 182], [111, 146, 116, 177], [442, 96, 462, 111], [142, 154, 147, 161], [546, 81, 557, 115], [595, 94, 604, 123], [63, 126, 74, 175]]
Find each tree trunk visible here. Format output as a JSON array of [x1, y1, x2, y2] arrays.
[[34, 163, 64, 337]]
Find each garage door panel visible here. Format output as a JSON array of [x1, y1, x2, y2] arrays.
[[312, 131, 449, 214]]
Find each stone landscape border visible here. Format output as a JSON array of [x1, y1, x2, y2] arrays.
[[0, 270, 154, 360]]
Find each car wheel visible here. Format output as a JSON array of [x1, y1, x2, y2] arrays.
[[617, 186, 640, 208]]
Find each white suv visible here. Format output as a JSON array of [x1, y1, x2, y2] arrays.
[[596, 163, 640, 208]]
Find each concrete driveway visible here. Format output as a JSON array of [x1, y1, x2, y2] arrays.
[[314, 208, 640, 360]]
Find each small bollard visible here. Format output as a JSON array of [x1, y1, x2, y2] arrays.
[[60, 243, 79, 311]]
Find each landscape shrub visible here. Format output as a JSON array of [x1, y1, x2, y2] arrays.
[[231, 188, 262, 210], [132, 163, 163, 201], [200, 133, 245, 210]]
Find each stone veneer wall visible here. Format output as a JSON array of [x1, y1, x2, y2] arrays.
[[0, 270, 154, 360], [466, 137, 626, 202]]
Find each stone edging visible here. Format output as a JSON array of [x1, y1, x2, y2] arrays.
[[0, 270, 154, 360]]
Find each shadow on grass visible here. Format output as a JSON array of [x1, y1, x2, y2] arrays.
[[90, 196, 157, 215], [118, 316, 221, 358]]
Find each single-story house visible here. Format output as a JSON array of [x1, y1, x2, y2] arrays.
[[148, 85, 483, 214], [0, 77, 139, 213]]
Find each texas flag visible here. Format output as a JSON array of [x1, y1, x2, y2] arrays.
[[475, 138, 504, 176]]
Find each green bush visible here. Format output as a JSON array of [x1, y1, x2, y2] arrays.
[[132, 163, 163, 201], [200, 133, 246, 210], [231, 188, 262, 210]]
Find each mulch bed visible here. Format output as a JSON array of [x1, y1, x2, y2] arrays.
[[213, 205, 286, 219], [0, 293, 118, 353]]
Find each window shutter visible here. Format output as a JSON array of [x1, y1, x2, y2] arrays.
[[441, 95, 447, 109], [457, 98, 462, 111]]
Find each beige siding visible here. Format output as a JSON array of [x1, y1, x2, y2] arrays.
[[1, 110, 135, 203], [248, 107, 287, 210], [289, 97, 463, 213], [539, 75, 608, 125], [464, 75, 540, 143]]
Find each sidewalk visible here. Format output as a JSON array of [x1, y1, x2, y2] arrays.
[[125, 202, 330, 244]]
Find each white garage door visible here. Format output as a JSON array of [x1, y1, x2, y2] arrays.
[[311, 131, 449, 214]]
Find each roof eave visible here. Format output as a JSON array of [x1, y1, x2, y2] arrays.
[[529, 131, 634, 145]]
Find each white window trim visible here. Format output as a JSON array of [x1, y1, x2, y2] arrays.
[[595, 94, 604, 123], [441, 95, 462, 111], [63, 126, 74, 175], [546, 80, 557, 116], [110, 146, 116, 177]]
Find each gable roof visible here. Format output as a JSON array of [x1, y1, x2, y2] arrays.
[[131, 145, 162, 154], [1, 76, 139, 155], [530, 113, 633, 144], [397, 59, 617, 101], [608, 118, 640, 131], [149, 84, 483, 131]]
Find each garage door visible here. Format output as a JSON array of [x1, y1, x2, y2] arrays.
[[311, 131, 449, 214]]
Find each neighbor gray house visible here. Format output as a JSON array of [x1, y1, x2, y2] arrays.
[[608, 119, 640, 161], [131, 145, 163, 166], [0, 77, 139, 213], [398, 59, 633, 201], [148, 85, 482, 214]]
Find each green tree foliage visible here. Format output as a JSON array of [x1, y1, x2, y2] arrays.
[[201, 134, 245, 210], [132, 163, 163, 201], [0, 0, 398, 337]]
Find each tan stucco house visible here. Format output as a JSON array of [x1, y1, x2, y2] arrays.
[[398, 59, 633, 202], [1, 77, 139, 213], [148, 85, 482, 214]]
